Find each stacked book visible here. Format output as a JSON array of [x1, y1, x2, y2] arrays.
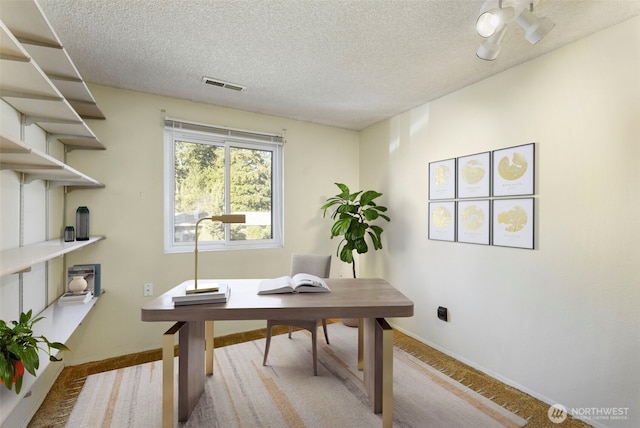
[[172, 283, 230, 306], [58, 291, 94, 305]]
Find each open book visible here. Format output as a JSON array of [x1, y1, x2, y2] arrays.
[[258, 273, 331, 295]]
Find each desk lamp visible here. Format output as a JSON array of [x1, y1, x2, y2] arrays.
[[190, 214, 246, 294]]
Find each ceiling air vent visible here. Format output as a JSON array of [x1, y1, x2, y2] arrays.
[[201, 76, 246, 92]]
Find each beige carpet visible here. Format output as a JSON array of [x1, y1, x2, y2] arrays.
[[65, 323, 526, 427]]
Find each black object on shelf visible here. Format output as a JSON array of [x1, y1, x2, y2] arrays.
[[64, 226, 75, 242], [76, 206, 90, 241]]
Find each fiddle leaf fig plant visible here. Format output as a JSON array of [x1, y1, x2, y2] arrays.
[[0, 310, 70, 394], [321, 183, 390, 278]]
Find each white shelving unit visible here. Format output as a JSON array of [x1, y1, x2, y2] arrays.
[[0, 297, 99, 428], [0, 236, 105, 278], [0, 132, 104, 189], [0, 2, 107, 426], [0, 20, 103, 149], [0, 233, 104, 427], [0, 1, 107, 266], [0, 5, 107, 271], [1, 0, 105, 122]]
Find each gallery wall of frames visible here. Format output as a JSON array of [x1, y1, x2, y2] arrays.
[[428, 143, 535, 249]]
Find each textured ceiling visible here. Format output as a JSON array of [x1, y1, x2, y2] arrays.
[[36, 0, 640, 131]]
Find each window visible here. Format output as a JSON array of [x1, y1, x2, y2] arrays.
[[164, 118, 283, 253]]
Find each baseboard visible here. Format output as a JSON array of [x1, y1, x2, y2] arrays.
[[389, 323, 558, 405]]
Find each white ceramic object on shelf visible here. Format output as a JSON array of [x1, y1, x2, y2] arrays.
[[69, 276, 88, 294]]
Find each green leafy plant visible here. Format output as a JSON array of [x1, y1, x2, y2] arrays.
[[0, 310, 70, 394], [321, 183, 391, 278]]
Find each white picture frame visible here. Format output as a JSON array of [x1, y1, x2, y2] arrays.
[[457, 151, 490, 199], [428, 201, 456, 242], [429, 158, 456, 200], [492, 198, 534, 249], [457, 200, 490, 245], [492, 143, 535, 197]]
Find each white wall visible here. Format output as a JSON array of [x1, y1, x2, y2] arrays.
[[62, 86, 359, 364], [359, 17, 640, 427]]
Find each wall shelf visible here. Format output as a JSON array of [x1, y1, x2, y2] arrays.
[[0, 21, 103, 150], [0, 1, 105, 121], [0, 3, 106, 426], [0, 296, 99, 426], [0, 236, 105, 278], [21, 42, 105, 120], [0, 132, 104, 189]]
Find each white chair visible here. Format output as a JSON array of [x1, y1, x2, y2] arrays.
[[262, 254, 331, 375]]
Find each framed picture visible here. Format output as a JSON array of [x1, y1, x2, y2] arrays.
[[492, 143, 535, 197], [428, 201, 456, 242], [67, 263, 101, 296], [492, 198, 534, 249], [457, 151, 490, 199], [457, 200, 490, 245], [429, 158, 456, 200]]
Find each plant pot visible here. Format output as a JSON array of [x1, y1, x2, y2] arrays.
[[0, 360, 24, 386]]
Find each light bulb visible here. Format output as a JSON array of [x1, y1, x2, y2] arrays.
[[476, 7, 514, 38], [477, 11, 500, 38]]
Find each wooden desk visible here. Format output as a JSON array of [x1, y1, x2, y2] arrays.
[[141, 278, 413, 427]]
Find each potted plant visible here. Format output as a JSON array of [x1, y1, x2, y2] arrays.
[[321, 182, 391, 278], [321, 183, 391, 326], [0, 310, 70, 394]]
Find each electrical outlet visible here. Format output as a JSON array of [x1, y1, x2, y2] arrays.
[[437, 306, 448, 322], [144, 283, 153, 297]]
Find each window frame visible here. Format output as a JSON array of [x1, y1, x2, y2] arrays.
[[163, 123, 283, 254]]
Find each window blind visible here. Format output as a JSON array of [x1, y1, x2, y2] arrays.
[[164, 116, 284, 145]]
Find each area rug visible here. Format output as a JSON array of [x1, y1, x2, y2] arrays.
[[66, 323, 527, 427]]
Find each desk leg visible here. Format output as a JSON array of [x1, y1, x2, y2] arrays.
[[205, 320, 214, 375], [358, 318, 364, 371], [163, 322, 185, 428], [178, 320, 206, 421], [363, 318, 393, 428]]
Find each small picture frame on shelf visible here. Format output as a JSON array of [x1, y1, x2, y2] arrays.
[[457, 151, 490, 199], [457, 200, 490, 245], [67, 264, 101, 297], [492, 143, 535, 197], [429, 158, 456, 200], [492, 198, 534, 249], [428, 201, 456, 242]]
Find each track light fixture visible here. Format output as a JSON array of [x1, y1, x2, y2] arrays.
[[475, 0, 555, 61], [476, 0, 514, 38], [477, 26, 508, 61], [516, 7, 556, 44]]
